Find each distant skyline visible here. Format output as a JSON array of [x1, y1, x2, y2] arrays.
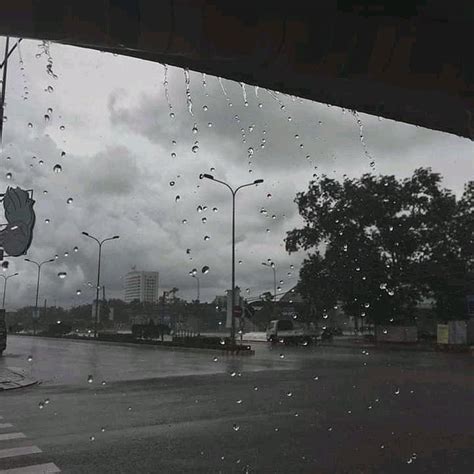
[[0, 37, 473, 310]]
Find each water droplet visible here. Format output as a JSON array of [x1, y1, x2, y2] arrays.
[[28, 122, 33, 128], [169, 112, 175, 119], [279, 354, 285, 359], [76, 289, 82, 295], [394, 388, 400, 395], [67, 197, 73, 204], [192, 144, 199, 153], [64, 252, 69, 257], [53, 164, 62, 173], [175, 195, 180, 202], [169, 181, 175, 187], [44, 114, 50, 122], [192, 124, 198, 134], [204, 235, 210, 241], [90, 436, 95, 442], [287, 391, 293, 397], [233, 424, 240, 431], [101, 381, 106, 386], [213, 356, 218, 362], [182, 219, 188, 224], [202, 105, 208, 111], [38, 401, 45, 409], [58, 272, 67, 279], [61, 151, 66, 158], [236, 399, 242, 404], [39, 160, 44, 166], [59, 125, 65, 131], [230, 371, 236, 377], [201, 266, 210, 274], [248, 147, 254, 156], [27, 355, 33, 362], [47, 107, 53, 114], [5, 172, 12, 180], [45, 218, 50, 224], [47, 85, 54, 93], [87, 375, 94, 384]]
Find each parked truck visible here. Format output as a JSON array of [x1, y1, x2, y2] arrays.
[[266, 319, 318, 345]]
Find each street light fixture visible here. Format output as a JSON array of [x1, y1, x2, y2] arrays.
[[82, 232, 120, 338], [0, 272, 18, 309], [201, 173, 264, 346], [25, 258, 55, 334]]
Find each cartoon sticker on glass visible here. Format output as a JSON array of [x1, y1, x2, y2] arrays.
[[0, 186, 36, 257]]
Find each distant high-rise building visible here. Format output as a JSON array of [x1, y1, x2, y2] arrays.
[[124, 271, 159, 303]]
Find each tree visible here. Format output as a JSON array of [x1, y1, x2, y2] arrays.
[[286, 168, 473, 325]]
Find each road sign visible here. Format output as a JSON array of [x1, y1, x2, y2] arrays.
[[233, 306, 242, 318]]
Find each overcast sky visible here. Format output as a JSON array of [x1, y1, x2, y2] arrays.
[[0, 37, 473, 309]]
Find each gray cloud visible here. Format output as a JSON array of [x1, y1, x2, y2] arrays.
[[0, 37, 472, 310]]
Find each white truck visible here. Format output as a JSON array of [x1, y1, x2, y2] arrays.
[[266, 319, 318, 345]]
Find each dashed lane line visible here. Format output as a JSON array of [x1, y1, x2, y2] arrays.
[[0, 447, 42, 460], [0, 462, 61, 473]]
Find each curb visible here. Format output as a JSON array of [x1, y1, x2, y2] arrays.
[[0, 368, 38, 391]]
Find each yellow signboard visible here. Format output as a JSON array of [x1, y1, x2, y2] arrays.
[[437, 324, 449, 344]]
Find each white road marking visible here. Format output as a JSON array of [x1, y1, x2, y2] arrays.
[[0, 424, 13, 429], [0, 433, 26, 441], [0, 446, 42, 459], [0, 462, 61, 473]]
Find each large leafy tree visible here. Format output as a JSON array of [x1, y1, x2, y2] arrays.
[[286, 168, 473, 325]]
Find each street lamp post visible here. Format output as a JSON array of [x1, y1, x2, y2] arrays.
[[190, 273, 200, 303], [201, 173, 263, 346], [82, 232, 119, 338], [261, 261, 277, 301], [25, 258, 55, 335], [0, 272, 18, 309]]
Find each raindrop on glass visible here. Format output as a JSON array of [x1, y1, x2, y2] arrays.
[[67, 197, 73, 204], [58, 272, 67, 279], [53, 164, 62, 173], [202, 266, 210, 274], [87, 375, 94, 384], [169, 181, 175, 187], [204, 235, 210, 241], [5, 172, 12, 180], [76, 289, 82, 295]]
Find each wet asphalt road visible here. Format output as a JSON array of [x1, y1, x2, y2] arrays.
[[0, 336, 473, 473]]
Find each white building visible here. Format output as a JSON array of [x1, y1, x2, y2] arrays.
[[124, 271, 159, 303]]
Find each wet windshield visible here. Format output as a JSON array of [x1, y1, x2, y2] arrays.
[[0, 37, 472, 474]]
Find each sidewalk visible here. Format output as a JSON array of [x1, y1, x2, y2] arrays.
[[0, 367, 38, 391]]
